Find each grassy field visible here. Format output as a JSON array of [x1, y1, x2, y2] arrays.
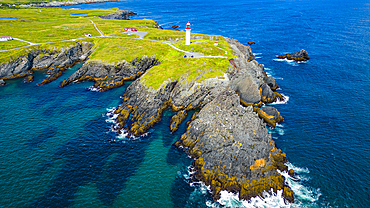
[[0, 7, 234, 89]]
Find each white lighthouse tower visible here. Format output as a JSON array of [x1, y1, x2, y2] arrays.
[[185, 21, 191, 45]]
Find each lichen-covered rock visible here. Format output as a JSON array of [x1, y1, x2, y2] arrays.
[[60, 56, 160, 91], [254, 106, 283, 127], [170, 110, 187, 133], [277, 49, 309, 62], [174, 88, 293, 202]]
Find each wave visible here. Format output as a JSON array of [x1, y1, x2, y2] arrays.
[[104, 107, 146, 142], [279, 163, 322, 207], [273, 58, 300, 66], [255, 56, 262, 59], [270, 94, 290, 105], [88, 86, 102, 92], [253, 53, 262, 55]]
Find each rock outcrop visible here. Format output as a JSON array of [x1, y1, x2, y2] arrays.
[[277, 49, 309, 62], [0, 42, 93, 85], [111, 38, 292, 203], [60, 56, 160, 91], [99, 10, 137, 20], [174, 88, 293, 202]]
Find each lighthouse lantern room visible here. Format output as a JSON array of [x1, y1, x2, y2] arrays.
[[185, 21, 191, 45]]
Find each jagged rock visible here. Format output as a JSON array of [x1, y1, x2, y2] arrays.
[[60, 56, 160, 91], [170, 110, 187, 133], [248, 41, 255, 45], [153, 21, 163, 29], [0, 79, 5, 86], [171, 25, 179, 29], [174, 88, 293, 202], [99, 9, 137, 20], [254, 106, 283, 127], [277, 49, 309, 62], [288, 169, 295, 177], [0, 42, 93, 86], [263, 76, 278, 90], [24, 75, 34, 83]]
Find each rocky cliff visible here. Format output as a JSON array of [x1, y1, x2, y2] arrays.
[[111, 38, 293, 202], [0, 42, 93, 85], [0, 34, 293, 203]]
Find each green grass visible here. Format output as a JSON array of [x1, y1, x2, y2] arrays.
[[0, 39, 28, 50], [0, 7, 234, 90]]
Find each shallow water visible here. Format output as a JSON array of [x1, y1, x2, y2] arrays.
[[1, 0, 369, 207]]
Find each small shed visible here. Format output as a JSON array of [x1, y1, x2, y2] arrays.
[[124, 28, 137, 32], [84, 33, 91, 37], [0, 36, 13, 41]]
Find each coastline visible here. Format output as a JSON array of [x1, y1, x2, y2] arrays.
[[0, 7, 294, 205]]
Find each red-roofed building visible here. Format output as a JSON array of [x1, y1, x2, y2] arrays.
[[84, 33, 91, 37]]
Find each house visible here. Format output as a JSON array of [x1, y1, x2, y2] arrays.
[[214, 42, 218, 46], [124, 28, 137, 32], [84, 33, 91, 37], [0, 36, 13, 41]]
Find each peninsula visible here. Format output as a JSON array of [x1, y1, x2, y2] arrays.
[[0, 7, 294, 204]]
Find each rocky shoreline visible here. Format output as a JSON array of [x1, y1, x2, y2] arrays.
[[0, 23, 294, 204]]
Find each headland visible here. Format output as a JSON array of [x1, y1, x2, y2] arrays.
[[0, 7, 294, 204]]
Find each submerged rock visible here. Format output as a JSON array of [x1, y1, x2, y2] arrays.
[[277, 49, 309, 62], [24, 75, 34, 83]]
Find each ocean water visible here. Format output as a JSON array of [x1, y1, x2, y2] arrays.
[[1, 0, 370, 207]]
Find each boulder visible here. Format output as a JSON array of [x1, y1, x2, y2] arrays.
[[171, 25, 179, 29], [263, 76, 278, 90], [230, 73, 261, 106], [248, 41, 255, 45], [254, 106, 283, 127], [277, 49, 309, 62]]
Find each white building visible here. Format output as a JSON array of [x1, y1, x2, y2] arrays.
[[0, 36, 12, 41], [185, 21, 191, 45]]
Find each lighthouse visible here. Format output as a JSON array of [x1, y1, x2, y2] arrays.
[[185, 21, 191, 45]]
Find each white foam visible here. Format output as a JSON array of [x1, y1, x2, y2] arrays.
[[269, 94, 290, 105], [253, 53, 262, 55], [273, 58, 299, 66], [88, 86, 102, 92], [278, 163, 321, 207], [268, 123, 285, 135], [255, 56, 262, 59]]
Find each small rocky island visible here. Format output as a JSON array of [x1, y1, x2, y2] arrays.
[[0, 7, 294, 204], [277, 49, 309, 62]]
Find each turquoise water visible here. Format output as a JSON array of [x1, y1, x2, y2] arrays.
[[1, 0, 370, 207]]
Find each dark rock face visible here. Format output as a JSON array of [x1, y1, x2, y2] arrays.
[[263, 76, 278, 90], [99, 10, 137, 20], [277, 49, 309, 62], [60, 56, 160, 91], [230, 73, 261, 105], [174, 88, 293, 202], [0, 42, 93, 85]]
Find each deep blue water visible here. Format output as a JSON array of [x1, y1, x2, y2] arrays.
[[1, 0, 370, 207]]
